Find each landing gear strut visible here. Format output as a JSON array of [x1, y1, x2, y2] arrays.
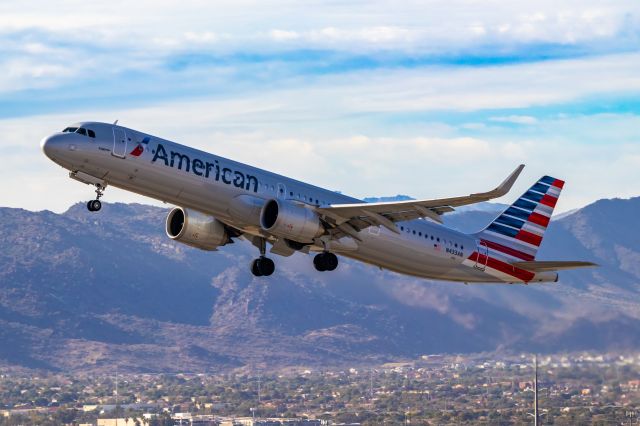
[[250, 237, 275, 277], [314, 252, 338, 272], [86, 184, 105, 212]]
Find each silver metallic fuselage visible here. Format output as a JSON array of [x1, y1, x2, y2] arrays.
[[41, 121, 551, 283]]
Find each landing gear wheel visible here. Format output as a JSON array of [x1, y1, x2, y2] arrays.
[[314, 252, 338, 272], [87, 199, 102, 212], [251, 259, 263, 277], [251, 257, 275, 277], [86, 184, 106, 212], [258, 257, 275, 276], [250, 238, 275, 277], [325, 252, 338, 271], [313, 254, 326, 271]]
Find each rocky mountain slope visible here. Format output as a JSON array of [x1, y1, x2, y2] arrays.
[[0, 197, 638, 372]]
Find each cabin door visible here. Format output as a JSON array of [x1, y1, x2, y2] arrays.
[[112, 127, 127, 158], [474, 241, 489, 271]]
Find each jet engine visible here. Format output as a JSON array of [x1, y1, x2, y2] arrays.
[[165, 207, 229, 251], [260, 199, 324, 243]]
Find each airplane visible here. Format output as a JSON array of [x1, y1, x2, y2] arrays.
[[41, 121, 596, 283]]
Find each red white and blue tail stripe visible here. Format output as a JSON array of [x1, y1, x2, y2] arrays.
[[466, 176, 564, 282]]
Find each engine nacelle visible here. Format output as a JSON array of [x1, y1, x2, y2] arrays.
[[165, 207, 229, 251], [260, 199, 323, 243]]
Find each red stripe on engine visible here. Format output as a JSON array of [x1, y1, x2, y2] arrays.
[[515, 230, 543, 246], [552, 179, 565, 189], [527, 212, 550, 227], [480, 239, 535, 261], [468, 252, 536, 282], [539, 194, 558, 208]]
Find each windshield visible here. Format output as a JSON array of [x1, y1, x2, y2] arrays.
[[61, 126, 96, 138]]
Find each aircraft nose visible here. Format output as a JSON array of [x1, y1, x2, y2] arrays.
[[40, 134, 64, 160]]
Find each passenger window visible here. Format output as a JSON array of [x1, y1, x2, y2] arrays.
[[437, 237, 440, 242], [88, 129, 96, 138], [290, 191, 293, 196], [418, 232, 422, 236], [412, 230, 416, 235], [76, 128, 87, 136], [400, 226, 404, 231]]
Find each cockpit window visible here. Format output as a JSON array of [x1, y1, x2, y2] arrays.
[[62, 126, 96, 138]]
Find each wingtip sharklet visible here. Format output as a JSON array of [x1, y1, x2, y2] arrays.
[[471, 164, 525, 199], [496, 164, 525, 195]]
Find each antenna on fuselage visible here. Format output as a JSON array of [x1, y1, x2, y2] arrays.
[[113, 119, 119, 125]]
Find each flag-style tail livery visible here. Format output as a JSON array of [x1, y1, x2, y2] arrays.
[[477, 175, 564, 260], [466, 176, 575, 282]]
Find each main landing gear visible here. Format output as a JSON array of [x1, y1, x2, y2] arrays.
[[86, 184, 105, 212], [251, 237, 275, 277], [314, 252, 338, 272]]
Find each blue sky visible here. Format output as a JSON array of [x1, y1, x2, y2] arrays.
[[1, 0, 639, 213]]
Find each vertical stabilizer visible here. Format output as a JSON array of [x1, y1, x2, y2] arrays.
[[475, 176, 564, 261]]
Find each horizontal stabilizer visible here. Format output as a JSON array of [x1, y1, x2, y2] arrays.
[[510, 261, 598, 272]]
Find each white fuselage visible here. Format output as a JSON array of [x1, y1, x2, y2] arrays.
[[41, 121, 554, 283]]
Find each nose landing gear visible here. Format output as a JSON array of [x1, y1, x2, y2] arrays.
[[86, 184, 106, 212], [314, 252, 338, 272], [250, 237, 275, 277]]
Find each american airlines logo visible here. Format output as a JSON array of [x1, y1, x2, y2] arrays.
[[151, 143, 259, 193], [129, 136, 150, 157]]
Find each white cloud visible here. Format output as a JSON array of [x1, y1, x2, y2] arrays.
[[0, 0, 639, 214], [269, 30, 299, 41], [1, 0, 638, 54], [490, 115, 538, 125], [3, 99, 638, 214]]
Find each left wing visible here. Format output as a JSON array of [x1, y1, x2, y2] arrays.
[[315, 165, 525, 238]]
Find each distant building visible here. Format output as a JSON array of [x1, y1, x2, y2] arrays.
[[97, 419, 149, 426], [226, 418, 323, 426], [171, 414, 219, 425]]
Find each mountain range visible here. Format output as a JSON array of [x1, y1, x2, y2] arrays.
[[0, 196, 639, 372]]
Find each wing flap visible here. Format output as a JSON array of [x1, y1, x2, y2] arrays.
[[511, 261, 598, 272]]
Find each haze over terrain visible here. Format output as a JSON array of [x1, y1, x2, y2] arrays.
[[1, 196, 638, 372]]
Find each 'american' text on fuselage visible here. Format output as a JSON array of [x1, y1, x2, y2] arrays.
[[151, 143, 259, 192]]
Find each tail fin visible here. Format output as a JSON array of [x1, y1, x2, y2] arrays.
[[475, 176, 564, 261]]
